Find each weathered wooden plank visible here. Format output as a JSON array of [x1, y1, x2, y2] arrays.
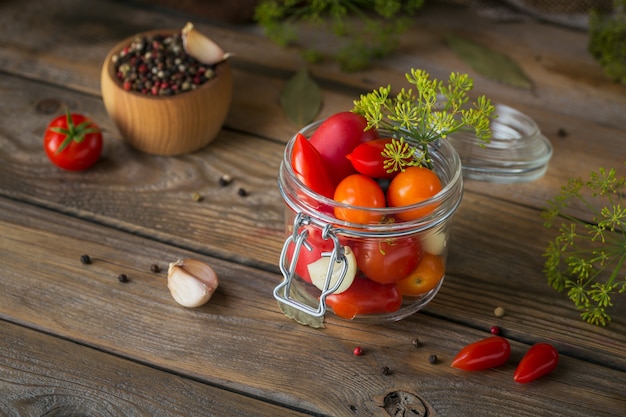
[[0, 320, 313, 417], [1, 196, 625, 416], [0, 0, 624, 130]]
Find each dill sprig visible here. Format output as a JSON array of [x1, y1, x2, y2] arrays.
[[542, 164, 626, 326], [254, 0, 424, 72], [352, 68, 495, 166]]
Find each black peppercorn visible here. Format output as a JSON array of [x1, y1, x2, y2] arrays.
[[80, 254, 91, 265], [237, 187, 248, 197], [381, 365, 391, 375], [411, 338, 423, 348], [112, 32, 217, 96], [150, 264, 161, 273], [218, 174, 232, 187], [428, 354, 438, 364], [118, 273, 129, 283]]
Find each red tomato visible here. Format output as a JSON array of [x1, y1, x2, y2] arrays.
[[346, 138, 412, 179], [284, 224, 335, 284], [291, 133, 335, 199], [386, 166, 442, 221], [514, 343, 559, 384], [451, 336, 511, 371], [353, 237, 422, 284], [333, 174, 386, 224], [309, 112, 378, 185], [326, 274, 402, 319], [43, 111, 103, 171], [396, 253, 445, 295]]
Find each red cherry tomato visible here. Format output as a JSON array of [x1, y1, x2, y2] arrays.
[[333, 174, 386, 224], [309, 112, 378, 185], [353, 237, 422, 284], [514, 343, 559, 384], [291, 133, 335, 199], [387, 166, 443, 221], [285, 224, 335, 284], [346, 138, 412, 179], [43, 110, 103, 171], [396, 253, 445, 295], [451, 336, 511, 371], [326, 274, 402, 319]]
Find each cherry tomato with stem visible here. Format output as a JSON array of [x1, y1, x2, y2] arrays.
[[346, 138, 413, 179], [291, 133, 335, 199], [514, 343, 559, 383], [326, 274, 403, 319], [451, 336, 511, 371], [333, 174, 386, 224], [387, 166, 442, 221], [396, 253, 445, 295], [309, 112, 378, 185], [43, 110, 103, 171], [352, 237, 422, 284]]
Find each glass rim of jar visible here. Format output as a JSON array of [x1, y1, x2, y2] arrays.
[[279, 121, 464, 236]]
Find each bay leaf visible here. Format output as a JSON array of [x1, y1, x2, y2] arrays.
[[280, 67, 323, 127], [276, 278, 325, 328], [446, 33, 533, 89]]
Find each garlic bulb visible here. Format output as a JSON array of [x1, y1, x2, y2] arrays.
[[307, 246, 356, 294], [167, 259, 219, 307], [181, 22, 229, 65]]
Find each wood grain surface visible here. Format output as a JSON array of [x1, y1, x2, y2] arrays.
[[0, 0, 625, 416]]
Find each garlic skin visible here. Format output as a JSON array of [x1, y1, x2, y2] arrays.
[[181, 22, 229, 65], [167, 259, 219, 308], [307, 246, 357, 294]]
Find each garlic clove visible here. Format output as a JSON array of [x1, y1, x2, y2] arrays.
[[167, 259, 219, 308], [307, 246, 356, 294], [181, 22, 229, 65], [421, 229, 447, 255]]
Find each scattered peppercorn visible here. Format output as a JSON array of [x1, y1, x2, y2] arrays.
[[428, 354, 438, 364], [557, 128, 568, 137], [112, 32, 217, 96], [191, 192, 203, 202], [381, 365, 391, 375], [353, 346, 364, 356], [411, 337, 423, 348], [118, 273, 129, 283], [150, 264, 161, 273], [80, 254, 92, 265], [237, 187, 248, 197], [218, 174, 232, 187], [490, 325, 501, 335], [494, 306, 506, 317]]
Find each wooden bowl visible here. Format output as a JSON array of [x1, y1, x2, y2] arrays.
[[100, 30, 233, 156]]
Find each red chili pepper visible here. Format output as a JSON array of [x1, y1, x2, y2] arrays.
[[325, 274, 402, 319], [451, 336, 511, 371], [514, 343, 559, 383], [291, 133, 336, 199]]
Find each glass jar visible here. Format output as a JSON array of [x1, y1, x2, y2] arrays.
[[447, 103, 553, 183], [274, 121, 464, 322]]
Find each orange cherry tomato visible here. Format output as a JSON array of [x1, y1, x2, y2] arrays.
[[396, 253, 445, 296], [386, 166, 442, 221], [333, 174, 385, 224], [353, 237, 422, 284]]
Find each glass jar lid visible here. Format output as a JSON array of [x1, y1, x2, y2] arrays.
[[447, 103, 553, 183]]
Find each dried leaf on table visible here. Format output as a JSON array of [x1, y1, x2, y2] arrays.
[[277, 280, 325, 328], [280, 68, 322, 127], [446, 33, 533, 89]]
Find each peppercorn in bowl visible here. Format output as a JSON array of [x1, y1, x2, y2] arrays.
[[100, 26, 232, 156]]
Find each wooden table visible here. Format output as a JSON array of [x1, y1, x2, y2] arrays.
[[1, 1, 625, 415]]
